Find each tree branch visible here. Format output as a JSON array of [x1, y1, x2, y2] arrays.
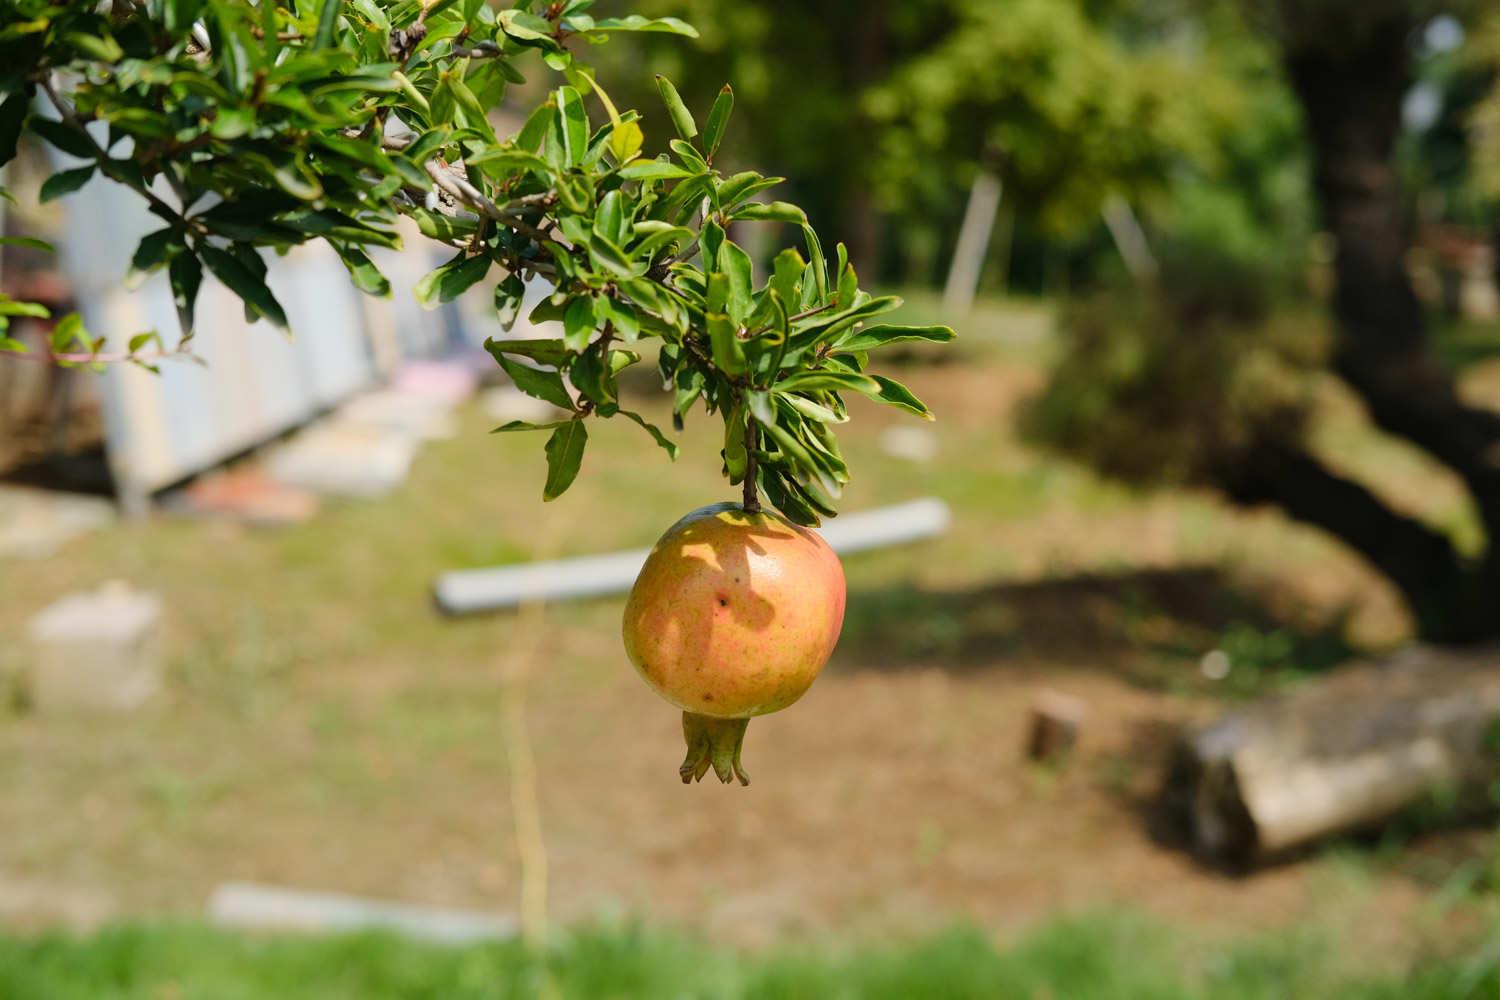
[[1219, 439, 1487, 642], [41, 76, 204, 236]]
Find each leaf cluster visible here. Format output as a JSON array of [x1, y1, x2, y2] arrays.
[[0, 0, 953, 521]]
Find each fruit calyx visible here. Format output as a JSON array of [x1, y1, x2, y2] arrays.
[[680, 712, 751, 785]]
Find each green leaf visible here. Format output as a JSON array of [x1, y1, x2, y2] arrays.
[[594, 189, 628, 246], [723, 400, 747, 480], [716, 172, 782, 209], [0, 90, 31, 167], [655, 75, 697, 142], [492, 419, 571, 433], [485, 336, 569, 367], [862, 374, 934, 419], [465, 147, 552, 177], [313, 0, 342, 48], [563, 296, 596, 351], [200, 246, 288, 329], [568, 349, 613, 405], [620, 408, 678, 459], [413, 253, 490, 309], [498, 8, 557, 43], [50, 313, 84, 353], [720, 241, 754, 326], [542, 418, 588, 500], [335, 246, 390, 297], [169, 251, 203, 333], [703, 85, 733, 160], [497, 354, 575, 412], [836, 324, 956, 352], [63, 30, 124, 62], [591, 15, 697, 36], [493, 273, 526, 329], [707, 312, 747, 376], [747, 389, 776, 427], [28, 118, 96, 159], [0, 298, 49, 318], [598, 297, 640, 341], [130, 228, 180, 275], [780, 392, 847, 424], [618, 158, 694, 181], [731, 202, 806, 224], [128, 331, 162, 354], [409, 208, 479, 242], [0, 236, 53, 252], [608, 119, 643, 164], [776, 370, 879, 395], [39, 166, 95, 203], [556, 85, 589, 166]]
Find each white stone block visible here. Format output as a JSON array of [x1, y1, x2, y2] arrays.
[[26, 582, 162, 712]]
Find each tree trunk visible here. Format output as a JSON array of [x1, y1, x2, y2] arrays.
[[839, 0, 885, 277], [1272, 14, 1500, 641], [1167, 644, 1500, 863]]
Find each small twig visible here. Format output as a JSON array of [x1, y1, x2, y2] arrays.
[[451, 41, 504, 59], [742, 415, 760, 513], [41, 77, 205, 237], [8, 346, 196, 366], [787, 301, 838, 324]]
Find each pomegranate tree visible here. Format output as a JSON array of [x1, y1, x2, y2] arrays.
[[2, 0, 954, 781]]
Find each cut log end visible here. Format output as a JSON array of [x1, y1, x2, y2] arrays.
[[1166, 644, 1500, 864]]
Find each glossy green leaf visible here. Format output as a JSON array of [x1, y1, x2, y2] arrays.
[[39, 166, 95, 203], [492, 419, 571, 433], [654, 74, 697, 142], [413, 253, 490, 309], [485, 336, 569, 367], [836, 324, 957, 352], [542, 418, 588, 500], [862, 373, 934, 419], [618, 158, 694, 181], [200, 246, 288, 329], [776, 370, 879, 395], [497, 354, 575, 412], [703, 85, 733, 159], [620, 408, 678, 458], [591, 15, 697, 36]]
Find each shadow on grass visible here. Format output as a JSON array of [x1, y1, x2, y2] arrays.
[[835, 566, 1353, 694]]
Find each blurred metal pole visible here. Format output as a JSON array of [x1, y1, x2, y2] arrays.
[[942, 171, 1003, 316], [1101, 193, 1158, 283]]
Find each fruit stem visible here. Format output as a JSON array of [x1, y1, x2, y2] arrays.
[[742, 416, 761, 514], [680, 712, 751, 785]]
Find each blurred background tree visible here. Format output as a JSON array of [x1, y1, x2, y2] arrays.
[[598, 0, 1306, 294], [593, 0, 1500, 642]]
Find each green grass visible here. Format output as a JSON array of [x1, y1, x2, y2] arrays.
[[2, 914, 1498, 1000]]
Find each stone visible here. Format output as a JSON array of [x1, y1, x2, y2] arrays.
[[1025, 690, 1088, 762], [0, 486, 115, 559], [26, 582, 162, 712], [264, 420, 417, 499]]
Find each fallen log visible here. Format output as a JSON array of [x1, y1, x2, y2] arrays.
[[1167, 644, 1500, 862]]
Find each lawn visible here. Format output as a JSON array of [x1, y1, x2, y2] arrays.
[[2, 291, 1499, 976], [3, 914, 1500, 1000]]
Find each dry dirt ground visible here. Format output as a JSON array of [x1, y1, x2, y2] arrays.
[[0, 297, 1492, 966]]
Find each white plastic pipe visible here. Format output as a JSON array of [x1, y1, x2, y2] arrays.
[[434, 497, 951, 616], [208, 882, 516, 945]]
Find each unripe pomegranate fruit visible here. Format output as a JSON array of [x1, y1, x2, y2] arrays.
[[622, 502, 846, 784]]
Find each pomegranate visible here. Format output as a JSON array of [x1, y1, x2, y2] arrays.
[[622, 502, 846, 784]]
